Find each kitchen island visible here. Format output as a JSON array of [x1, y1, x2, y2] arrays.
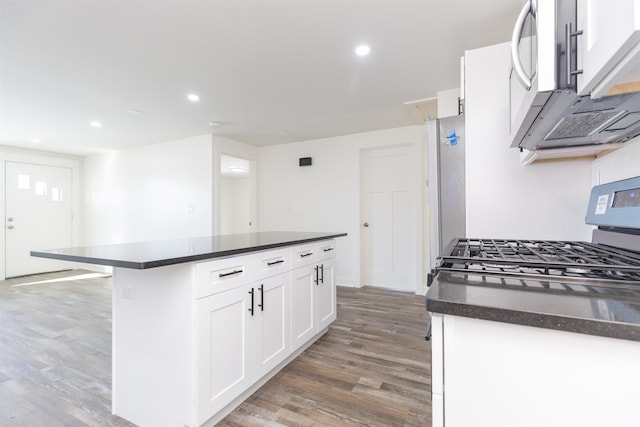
[[32, 231, 347, 427]]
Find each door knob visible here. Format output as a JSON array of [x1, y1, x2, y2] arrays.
[[363, 222, 369, 228], [7, 225, 14, 229]]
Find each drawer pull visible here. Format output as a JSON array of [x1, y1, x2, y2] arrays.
[[219, 269, 243, 278], [323, 248, 334, 252], [267, 259, 284, 266], [300, 252, 313, 258]]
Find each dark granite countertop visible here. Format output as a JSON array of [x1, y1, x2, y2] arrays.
[[426, 271, 640, 341], [31, 231, 347, 270]]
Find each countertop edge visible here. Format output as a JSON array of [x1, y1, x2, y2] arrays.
[[30, 233, 347, 270], [426, 295, 640, 342]]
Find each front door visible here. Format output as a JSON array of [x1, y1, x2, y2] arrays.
[[360, 146, 417, 292], [5, 161, 73, 277]]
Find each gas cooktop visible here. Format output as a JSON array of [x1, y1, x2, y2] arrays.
[[437, 238, 640, 282]]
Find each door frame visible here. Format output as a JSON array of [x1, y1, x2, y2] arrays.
[[0, 146, 81, 280], [358, 142, 424, 295], [212, 136, 258, 235]]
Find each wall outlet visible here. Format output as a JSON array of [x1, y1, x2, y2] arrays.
[[122, 286, 135, 300]]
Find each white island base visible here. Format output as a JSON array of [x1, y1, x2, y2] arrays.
[[112, 240, 337, 426]]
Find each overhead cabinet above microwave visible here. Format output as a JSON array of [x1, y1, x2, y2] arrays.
[[509, 0, 640, 163]]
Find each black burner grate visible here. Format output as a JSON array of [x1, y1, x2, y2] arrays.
[[438, 238, 640, 282]]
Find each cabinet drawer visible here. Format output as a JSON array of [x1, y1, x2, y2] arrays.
[[255, 247, 291, 280], [194, 255, 255, 298], [291, 244, 317, 268], [317, 240, 336, 261]]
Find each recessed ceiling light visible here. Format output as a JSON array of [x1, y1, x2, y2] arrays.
[[90, 121, 102, 127], [31, 138, 41, 143], [208, 121, 222, 127], [187, 94, 200, 102], [127, 109, 144, 115], [355, 45, 371, 56], [229, 167, 247, 173]]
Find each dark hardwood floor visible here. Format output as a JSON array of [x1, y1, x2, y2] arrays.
[[0, 270, 432, 426]]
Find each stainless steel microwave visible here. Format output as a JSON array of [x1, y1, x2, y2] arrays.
[[509, 0, 640, 161]]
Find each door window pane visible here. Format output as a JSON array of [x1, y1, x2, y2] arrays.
[[18, 174, 30, 189], [51, 188, 62, 202], [35, 181, 47, 196]]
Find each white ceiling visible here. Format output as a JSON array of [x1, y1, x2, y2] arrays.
[[0, 0, 521, 156]]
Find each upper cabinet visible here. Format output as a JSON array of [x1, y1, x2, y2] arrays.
[[437, 88, 462, 118], [577, 0, 640, 98]]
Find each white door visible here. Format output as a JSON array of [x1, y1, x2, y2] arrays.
[[361, 146, 417, 292], [5, 161, 73, 277]]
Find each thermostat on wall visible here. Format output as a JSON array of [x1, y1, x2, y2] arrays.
[[299, 157, 312, 166]]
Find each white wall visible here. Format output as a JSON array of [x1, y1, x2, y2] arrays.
[[465, 42, 593, 241], [256, 126, 424, 290], [82, 134, 213, 245], [592, 137, 640, 185]]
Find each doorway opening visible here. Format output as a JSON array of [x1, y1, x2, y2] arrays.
[[220, 154, 253, 234]]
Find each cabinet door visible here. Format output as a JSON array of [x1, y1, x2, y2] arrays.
[[254, 273, 290, 378], [196, 284, 254, 425], [316, 259, 336, 331], [577, 0, 640, 96], [290, 265, 316, 350]]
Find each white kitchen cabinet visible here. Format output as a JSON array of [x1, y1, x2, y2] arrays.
[[577, 0, 640, 97], [253, 272, 290, 379], [316, 259, 336, 330], [197, 271, 291, 423], [290, 263, 317, 349], [196, 283, 255, 424], [194, 253, 255, 298], [436, 88, 461, 118], [432, 313, 640, 427], [290, 240, 337, 351], [316, 241, 336, 330]]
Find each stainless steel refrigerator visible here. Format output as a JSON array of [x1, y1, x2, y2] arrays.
[[427, 115, 466, 272]]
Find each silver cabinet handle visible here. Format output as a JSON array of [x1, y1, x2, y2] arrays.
[[7, 217, 13, 222], [565, 22, 583, 87], [7, 225, 14, 229], [511, 0, 535, 90]]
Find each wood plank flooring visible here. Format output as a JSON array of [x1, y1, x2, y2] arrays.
[[0, 270, 432, 426]]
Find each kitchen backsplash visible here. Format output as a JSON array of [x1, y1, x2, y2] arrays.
[[592, 137, 640, 186]]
